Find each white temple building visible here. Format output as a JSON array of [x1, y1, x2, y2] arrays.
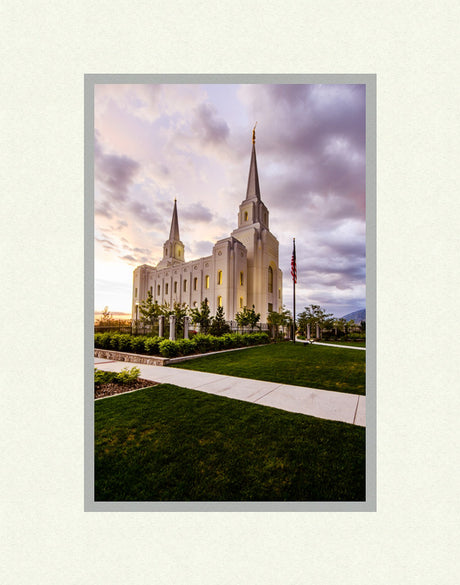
[[132, 130, 283, 323]]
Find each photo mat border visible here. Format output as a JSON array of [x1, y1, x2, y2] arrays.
[[84, 73, 376, 512]]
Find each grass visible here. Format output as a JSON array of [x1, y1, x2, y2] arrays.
[[317, 340, 366, 347], [95, 384, 365, 501], [170, 342, 365, 395]]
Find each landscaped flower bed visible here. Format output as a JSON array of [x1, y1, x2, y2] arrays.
[[94, 331, 270, 359], [94, 366, 157, 399]]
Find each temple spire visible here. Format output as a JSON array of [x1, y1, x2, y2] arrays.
[[245, 126, 261, 201], [169, 198, 180, 241], [157, 199, 184, 267]]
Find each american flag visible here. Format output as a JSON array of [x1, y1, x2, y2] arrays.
[[291, 238, 297, 283]]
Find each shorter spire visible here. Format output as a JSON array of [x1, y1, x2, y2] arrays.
[[252, 121, 257, 144]]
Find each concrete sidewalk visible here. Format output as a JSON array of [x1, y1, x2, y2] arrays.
[[94, 358, 365, 427], [295, 339, 366, 350]]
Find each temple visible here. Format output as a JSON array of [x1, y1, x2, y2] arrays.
[[132, 131, 283, 322]]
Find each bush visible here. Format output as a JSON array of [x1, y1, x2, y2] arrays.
[[94, 367, 141, 388], [176, 338, 197, 356], [193, 333, 215, 354], [94, 369, 118, 387], [94, 332, 269, 359], [115, 334, 132, 352], [116, 366, 141, 384], [130, 336, 147, 354], [219, 333, 236, 349], [250, 332, 270, 345], [95, 332, 112, 349], [159, 339, 181, 358], [144, 336, 161, 355]]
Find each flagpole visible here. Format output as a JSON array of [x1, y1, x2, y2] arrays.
[[292, 238, 296, 343]]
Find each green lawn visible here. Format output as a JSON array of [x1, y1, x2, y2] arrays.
[[317, 340, 366, 347], [95, 384, 365, 501], [170, 342, 365, 395]]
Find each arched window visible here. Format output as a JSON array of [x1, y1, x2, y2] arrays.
[[244, 211, 248, 221], [268, 266, 273, 293], [183, 279, 187, 292], [217, 296, 222, 307], [205, 275, 210, 289], [217, 270, 222, 285], [239, 297, 243, 308], [240, 271, 244, 285]]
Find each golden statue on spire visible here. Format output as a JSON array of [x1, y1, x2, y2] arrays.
[[252, 121, 257, 144]]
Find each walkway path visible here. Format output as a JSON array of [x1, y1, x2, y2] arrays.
[[295, 339, 366, 350], [94, 357, 365, 427]]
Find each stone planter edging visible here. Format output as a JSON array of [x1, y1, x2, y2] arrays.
[[94, 349, 170, 366]]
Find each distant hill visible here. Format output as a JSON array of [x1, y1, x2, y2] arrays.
[[341, 309, 365, 322]]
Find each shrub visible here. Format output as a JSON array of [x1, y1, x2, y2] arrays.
[[193, 333, 214, 354], [107, 334, 118, 350], [250, 332, 270, 345], [144, 336, 161, 355], [219, 333, 235, 349], [176, 338, 197, 356], [116, 366, 141, 384], [95, 332, 112, 349], [115, 334, 132, 352], [94, 367, 141, 388], [159, 339, 181, 358], [130, 336, 147, 354], [94, 368, 118, 387]]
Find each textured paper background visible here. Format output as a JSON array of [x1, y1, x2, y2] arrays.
[[2, 2, 459, 584]]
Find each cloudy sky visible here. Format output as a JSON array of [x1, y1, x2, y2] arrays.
[[94, 82, 366, 319]]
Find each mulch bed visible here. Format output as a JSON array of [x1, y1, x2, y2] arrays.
[[95, 379, 157, 399]]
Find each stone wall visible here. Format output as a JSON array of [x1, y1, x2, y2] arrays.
[[94, 349, 169, 366]]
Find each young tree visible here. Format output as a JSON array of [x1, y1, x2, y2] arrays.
[[172, 302, 189, 337], [98, 306, 113, 326], [235, 305, 260, 331], [190, 298, 211, 334], [333, 317, 347, 339], [297, 304, 333, 338], [209, 305, 231, 336], [139, 291, 161, 329], [267, 306, 292, 341]]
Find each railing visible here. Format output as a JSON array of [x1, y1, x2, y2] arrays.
[[95, 320, 273, 337]]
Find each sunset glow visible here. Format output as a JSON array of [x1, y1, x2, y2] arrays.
[[94, 83, 366, 318]]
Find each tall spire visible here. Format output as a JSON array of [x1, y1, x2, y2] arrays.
[[169, 198, 180, 240], [245, 124, 261, 201]]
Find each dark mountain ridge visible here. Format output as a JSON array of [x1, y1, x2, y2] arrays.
[[340, 308, 365, 322]]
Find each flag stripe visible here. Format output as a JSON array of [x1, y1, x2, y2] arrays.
[[291, 240, 297, 283]]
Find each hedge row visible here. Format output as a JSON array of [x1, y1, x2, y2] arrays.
[[94, 332, 270, 358]]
